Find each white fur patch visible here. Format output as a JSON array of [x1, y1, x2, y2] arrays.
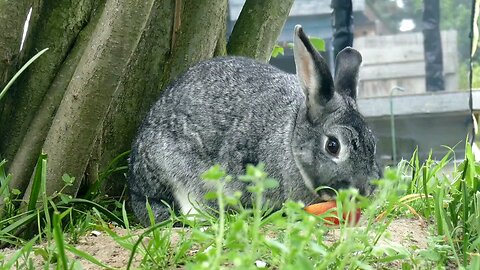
[[173, 187, 199, 215]]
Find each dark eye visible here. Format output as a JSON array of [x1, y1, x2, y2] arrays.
[[326, 137, 340, 156]]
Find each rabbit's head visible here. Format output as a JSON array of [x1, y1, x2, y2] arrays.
[[291, 25, 381, 201]]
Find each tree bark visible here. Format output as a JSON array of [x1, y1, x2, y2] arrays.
[[92, 0, 175, 194], [0, 0, 98, 167], [214, 8, 228, 57], [0, 0, 32, 148], [227, 0, 294, 62], [8, 2, 106, 194], [166, 0, 228, 82], [0, 0, 30, 86], [26, 0, 156, 197]]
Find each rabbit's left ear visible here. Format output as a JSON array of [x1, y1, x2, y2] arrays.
[[293, 25, 334, 124], [334, 47, 362, 100]]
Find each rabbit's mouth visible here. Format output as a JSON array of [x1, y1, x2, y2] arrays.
[[308, 178, 353, 204], [308, 190, 337, 205], [308, 178, 375, 205]]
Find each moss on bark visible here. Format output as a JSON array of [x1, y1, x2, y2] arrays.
[[8, 2, 106, 194], [0, 0, 98, 167]]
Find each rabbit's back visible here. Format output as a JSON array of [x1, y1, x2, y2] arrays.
[[153, 56, 301, 133], [129, 57, 304, 217], [143, 57, 301, 163]]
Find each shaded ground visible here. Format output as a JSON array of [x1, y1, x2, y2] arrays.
[[1, 218, 429, 269]]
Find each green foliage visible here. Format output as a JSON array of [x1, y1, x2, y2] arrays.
[[308, 37, 326, 52], [118, 164, 425, 269], [438, 0, 472, 60], [84, 150, 129, 201], [2, 143, 480, 269], [271, 45, 284, 58], [402, 142, 480, 267], [119, 148, 479, 269], [0, 154, 126, 269], [271, 37, 326, 59]]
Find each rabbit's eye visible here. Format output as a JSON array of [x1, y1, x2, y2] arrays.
[[326, 137, 340, 156]]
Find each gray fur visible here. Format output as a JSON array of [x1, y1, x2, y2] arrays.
[[128, 26, 380, 225]]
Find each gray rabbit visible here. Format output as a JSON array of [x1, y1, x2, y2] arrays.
[[128, 25, 381, 225]]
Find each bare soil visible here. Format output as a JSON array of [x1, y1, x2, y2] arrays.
[[1, 217, 429, 269]]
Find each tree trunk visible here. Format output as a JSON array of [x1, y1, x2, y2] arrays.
[[0, 0, 98, 175], [227, 0, 294, 62], [90, 0, 176, 194], [8, 2, 106, 193], [25, 0, 157, 197], [166, 0, 228, 82], [0, 0, 32, 152]]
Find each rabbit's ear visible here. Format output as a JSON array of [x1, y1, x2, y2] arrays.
[[334, 47, 362, 100], [293, 25, 334, 123]]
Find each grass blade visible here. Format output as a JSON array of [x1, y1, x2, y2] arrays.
[[0, 211, 37, 236], [58, 198, 124, 227], [85, 150, 130, 200], [0, 159, 12, 199], [122, 201, 130, 231], [460, 154, 470, 266], [53, 211, 68, 269], [422, 163, 430, 218], [40, 153, 52, 241], [127, 220, 172, 270], [27, 153, 48, 212], [0, 48, 49, 101], [433, 189, 444, 235]]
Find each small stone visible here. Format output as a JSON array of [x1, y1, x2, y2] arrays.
[[255, 260, 267, 268], [90, 230, 101, 237]]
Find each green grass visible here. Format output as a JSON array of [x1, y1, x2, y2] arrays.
[[1, 143, 480, 269], [0, 152, 127, 269]]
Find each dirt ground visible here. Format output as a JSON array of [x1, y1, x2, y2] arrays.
[[1, 218, 429, 269]]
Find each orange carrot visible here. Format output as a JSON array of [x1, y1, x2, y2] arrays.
[[304, 201, 337, 215], [304, 201, 361, 226]]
